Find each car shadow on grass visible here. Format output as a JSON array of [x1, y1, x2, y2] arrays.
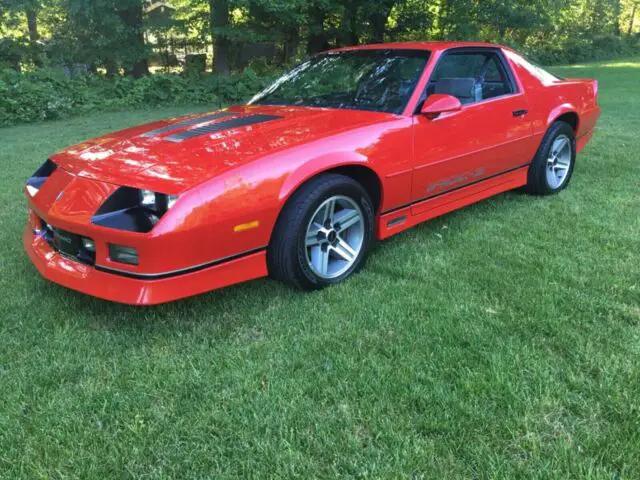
[[33, 272, 290, 336], [33, 190, 537, 333], [365, 189, 533, 275]]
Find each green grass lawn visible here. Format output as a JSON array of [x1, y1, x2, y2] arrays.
[[0, 58, 639, 479]]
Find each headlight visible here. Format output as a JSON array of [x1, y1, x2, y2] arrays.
[[139, 189, 179, 214], [140, 189, 157, 208], [92, 187, 180, 233], [167, 195, 179, 210], [26, 159, 57, 196]]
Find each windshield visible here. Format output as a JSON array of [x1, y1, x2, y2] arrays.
[[249, 49, 430, 114]]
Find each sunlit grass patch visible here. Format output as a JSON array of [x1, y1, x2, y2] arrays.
[[0, 59, 639, 479]]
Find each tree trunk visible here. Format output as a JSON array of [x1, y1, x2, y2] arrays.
[[629, 3, 638, 35], [119, 3, 149, 78], [369, 2, 395, 43], [307, 32, 328, 55], [26, 9, 38, 42], [283, 28, 300, 65], [210, 0, 230, 75], [8, 54, 21, 72], [105, 60, 119, 79], [613, 0, 622, 35], [370, 16, 386, 43], [341, 0, 360, 46], [26, 8, 43, 67], [308, 6, 328, 54], [130, 57, 150, 79]]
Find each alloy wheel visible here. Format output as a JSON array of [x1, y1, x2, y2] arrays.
[[546, 134, 572, 189], [304, 195, 365, 279]]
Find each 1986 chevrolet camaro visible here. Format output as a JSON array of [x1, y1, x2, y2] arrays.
[[23, 42, 601, 305]]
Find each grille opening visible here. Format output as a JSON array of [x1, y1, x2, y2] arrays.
[[38, 218, 96, 266]]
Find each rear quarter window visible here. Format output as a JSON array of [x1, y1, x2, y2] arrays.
[[503, 49, 563, 85]]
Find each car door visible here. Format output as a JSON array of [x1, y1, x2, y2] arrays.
[[410, 48, 538, 213]]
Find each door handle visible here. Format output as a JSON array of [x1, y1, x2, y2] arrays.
[[513, 109, 528, 117]]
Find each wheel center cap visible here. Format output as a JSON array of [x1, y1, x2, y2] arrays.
[[327, 230, 337, 243]]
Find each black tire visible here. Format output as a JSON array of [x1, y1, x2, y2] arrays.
[[268, 173, 375, 291], [525, 121, 577, 195]]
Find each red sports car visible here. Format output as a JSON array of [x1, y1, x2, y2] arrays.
[[23, 42, 601, 305]]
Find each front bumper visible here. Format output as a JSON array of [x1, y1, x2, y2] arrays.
[[23, 225, 268, 305]]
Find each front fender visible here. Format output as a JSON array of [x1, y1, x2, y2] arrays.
[[278, 151, 370, 203]]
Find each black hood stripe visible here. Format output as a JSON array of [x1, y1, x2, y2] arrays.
[[164, 114, 283, 143], [141, 111, 234, 138]]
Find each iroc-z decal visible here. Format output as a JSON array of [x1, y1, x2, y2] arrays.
[[426, 167, 486, 194]]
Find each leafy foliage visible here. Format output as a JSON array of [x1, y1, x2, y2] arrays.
[[2, 0, 639, 75], [0, 0, 639, 126], [0, 66, 277, 126]]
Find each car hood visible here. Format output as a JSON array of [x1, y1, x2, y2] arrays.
[[50, 105, 398, 194]]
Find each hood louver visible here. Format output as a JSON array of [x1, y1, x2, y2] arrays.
[[164, 114, 282, 143], [141, 111, 234, 138]]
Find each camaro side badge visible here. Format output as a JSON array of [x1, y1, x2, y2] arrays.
[[427, 168, 486, 194]]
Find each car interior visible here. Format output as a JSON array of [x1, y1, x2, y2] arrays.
[[352, 56, 429, 113], [422, 51, 515, 108]]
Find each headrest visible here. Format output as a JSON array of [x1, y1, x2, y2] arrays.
[[433, 78, 477, 99]]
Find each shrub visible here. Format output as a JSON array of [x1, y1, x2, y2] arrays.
[[0, 67, 278, 127], [523, 34, 640, 65]]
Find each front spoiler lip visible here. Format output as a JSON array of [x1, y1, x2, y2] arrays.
[[95, 246, 267, 280], [23, 226, 269, 305]]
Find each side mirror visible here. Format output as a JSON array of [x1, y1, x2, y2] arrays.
[[420, 94, 462, 118]]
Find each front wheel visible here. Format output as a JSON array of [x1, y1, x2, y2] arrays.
[[268, 173, 375, 291], [526, 121, 576, 195]]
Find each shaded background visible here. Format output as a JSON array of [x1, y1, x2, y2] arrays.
[[0, 0, 639, 126]]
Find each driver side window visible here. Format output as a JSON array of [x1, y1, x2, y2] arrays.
[[427, 51, 515, 105]]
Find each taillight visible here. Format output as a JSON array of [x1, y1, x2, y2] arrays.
[[593, 80, 599, 106]]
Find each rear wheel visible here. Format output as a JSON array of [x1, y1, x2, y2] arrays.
[[526, 121, 576, 195], [268, 173, 375, 290]]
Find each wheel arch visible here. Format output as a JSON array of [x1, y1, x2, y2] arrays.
[[547, 106, 580, 133], [278, 155, 384, 214], [270, 157, 383, 248], [324, 164, 382, 213]]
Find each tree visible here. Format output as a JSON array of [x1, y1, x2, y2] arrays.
[[363, 0, 396, 43], [627, 0, 640, 34], [117, 1, 149, 77], [340, 0, 359, 46], [210, 0, 230, 74], [387, 0, 435, 42], [0, 0, 44, 65], [307, 2, 330, 54], [241, 0, 307, 63], [3, 0, 640, 75], [48, 0, 149, 77]]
